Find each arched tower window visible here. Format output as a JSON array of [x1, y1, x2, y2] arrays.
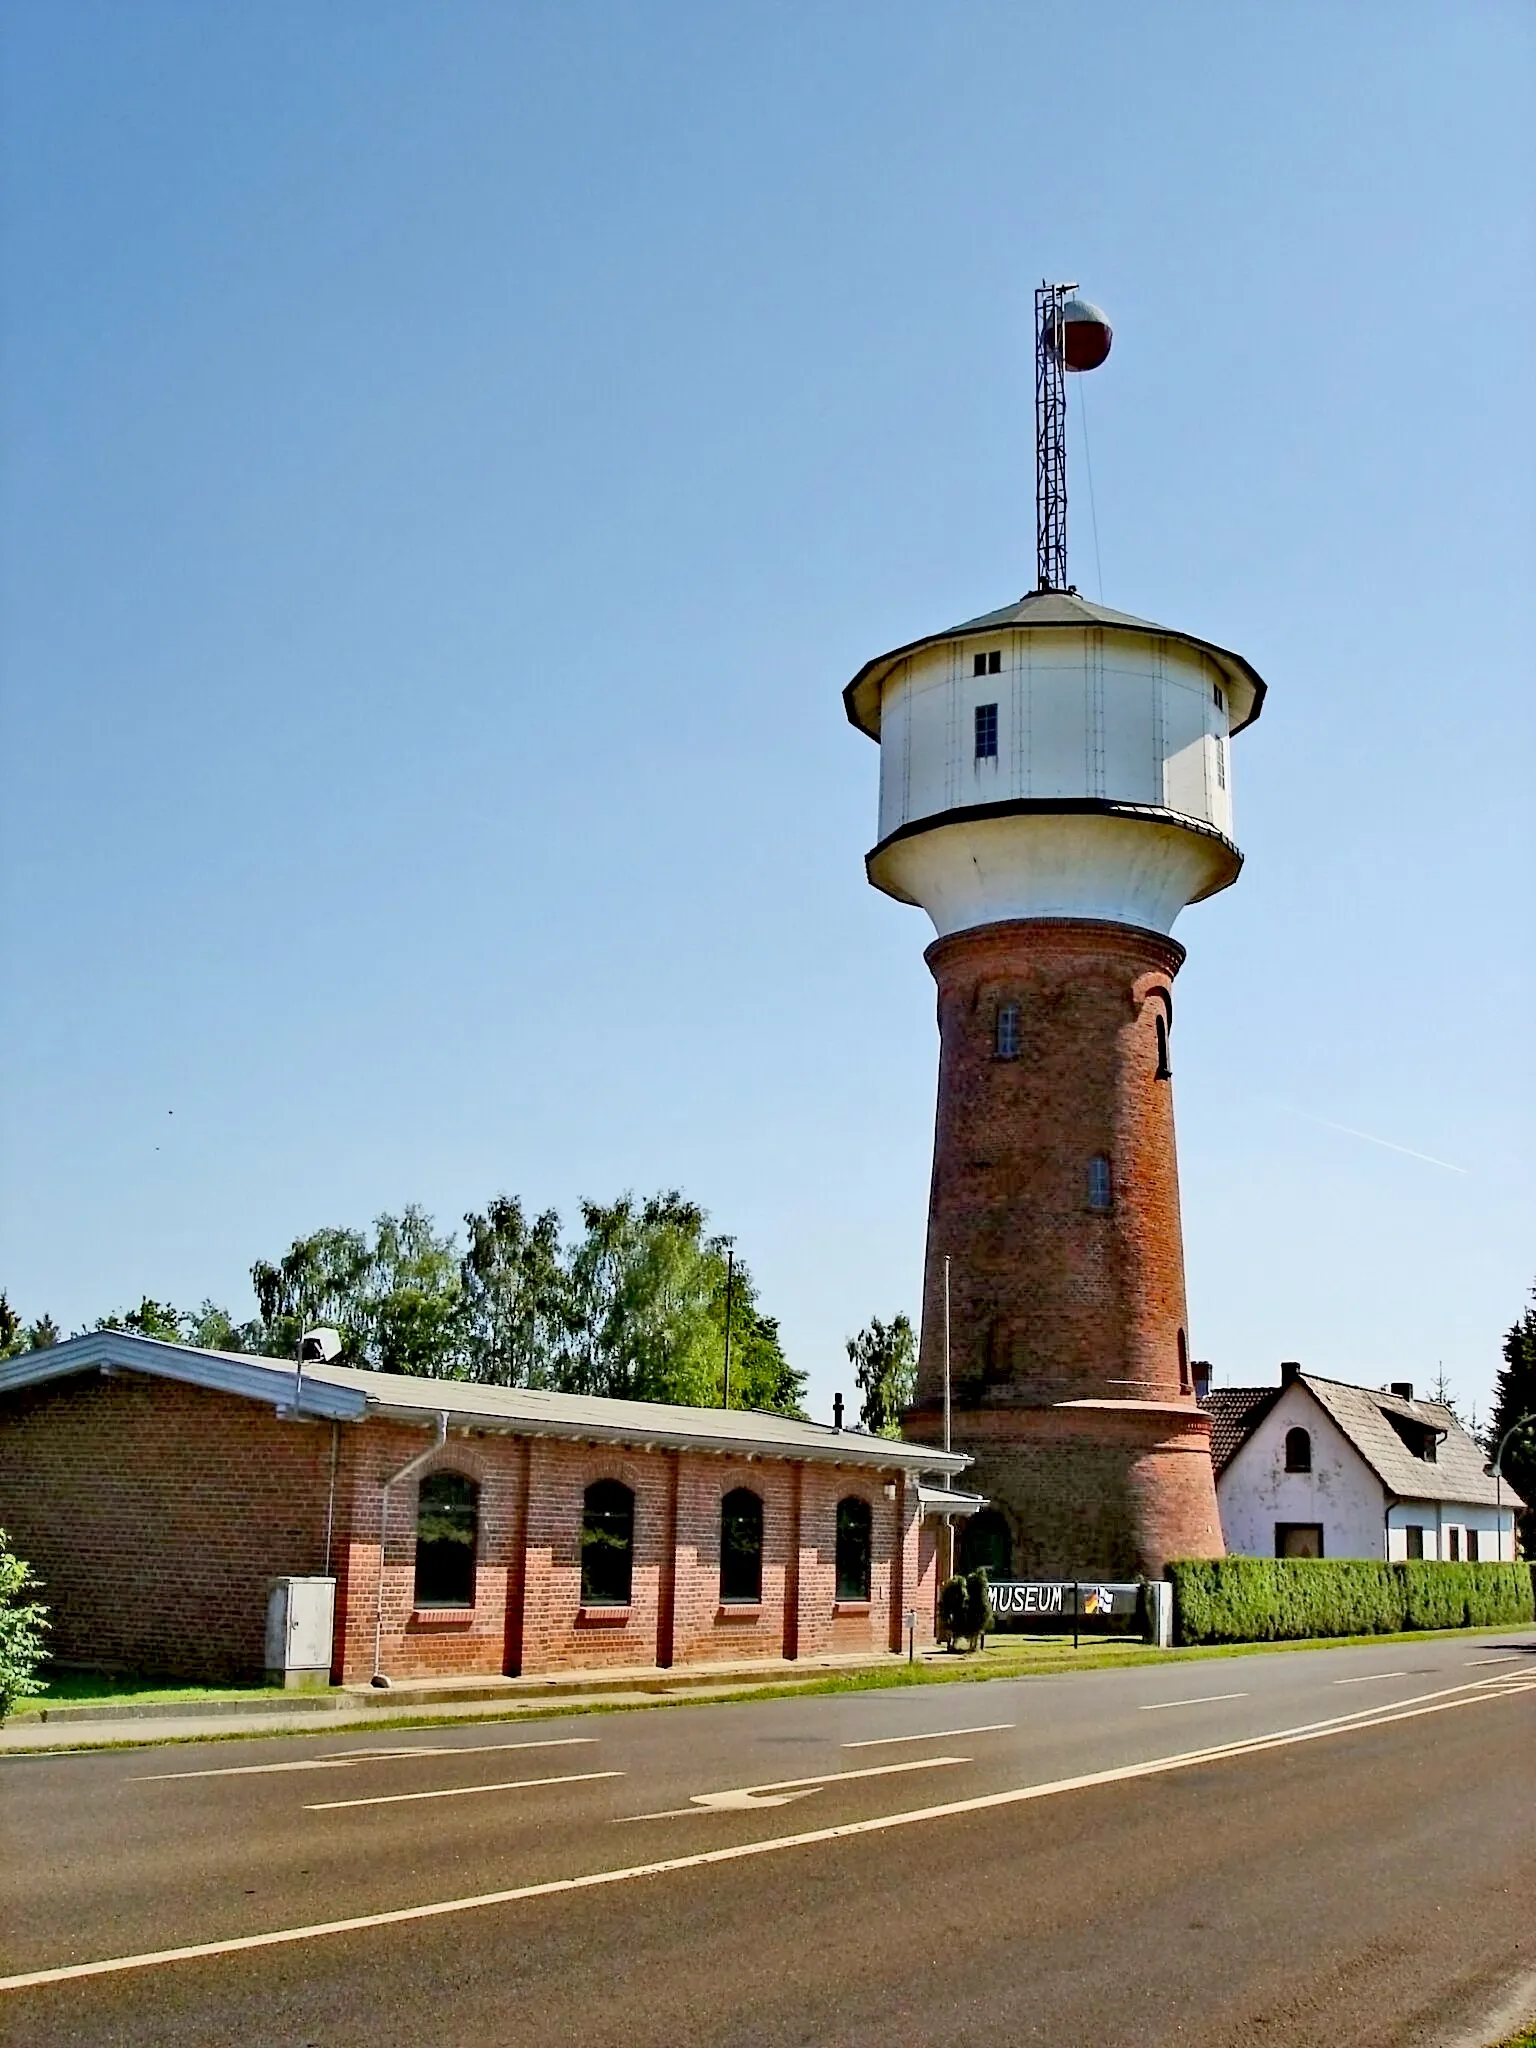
[[996, 1004, 1020, 1059], [959, 1508, 1013, 1579], [580, 1479, 635, 1606], [835, 1496, 872, 1603], [1177, 1327, 1190, 1393], [1284, 1428, 1312, 1474], [1155, 1013, 1171, 1080], [719, 1488, 763, 1605], [1087, 1155, 1113, 1213], [414, 1472, 478, 1609]]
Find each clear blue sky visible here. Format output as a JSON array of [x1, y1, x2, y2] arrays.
[[2, 2, 1531, 1423]]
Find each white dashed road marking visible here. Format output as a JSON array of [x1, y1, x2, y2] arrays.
[[1333, 1671, 1409, 1685], [306, 1770, 622, 1812], [1138, 1693, 1247, 1711], [842, 1723, 1014, 1748], [136, 1739, 598, 1782]]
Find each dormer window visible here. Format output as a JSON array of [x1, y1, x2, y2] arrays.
[[974, 704, 998, 760], [1383, 1409, 1440, 1463], [973, 650, 1002, 677]]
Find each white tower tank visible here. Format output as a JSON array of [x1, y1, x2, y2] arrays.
[[845, 588, 1265, 939]]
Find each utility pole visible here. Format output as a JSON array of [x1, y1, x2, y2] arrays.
[[721, 1245, 735, 1409]]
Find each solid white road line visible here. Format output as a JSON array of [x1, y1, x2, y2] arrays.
[[306, 1769, 622, 1813], [1333, 1671, 1409, 1685], [1138, 1694, 1248, 1711], [136, 1739, 598, 1783], [618, 1754, 970, 1821], [4, 1674, 1530, 1994], [1465, 1656, 1522, 1666], [842, 1723, 1014, 1748]]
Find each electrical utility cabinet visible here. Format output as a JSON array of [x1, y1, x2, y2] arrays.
[[265, 1576, 336, 1689]]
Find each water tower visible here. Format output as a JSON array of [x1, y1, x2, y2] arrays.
[[844, 284, 1267, 1580]]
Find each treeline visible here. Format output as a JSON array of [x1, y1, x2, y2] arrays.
[[0, 1191, 811, 1416]]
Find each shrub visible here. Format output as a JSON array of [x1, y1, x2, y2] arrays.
[[1167, 1557, 1534, 1646], [937, 1568, 996, 1652], [0, 1530, 49, 1720]]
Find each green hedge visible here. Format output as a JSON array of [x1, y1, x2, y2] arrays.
[[1167, 1558, 1534, 1646]]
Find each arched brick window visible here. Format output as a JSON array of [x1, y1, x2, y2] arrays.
[[835, 1496, 872, 1603], [1284, 1427, 1312, 1474], [414, 1472, 478, 1609], [580, 1479, 635, 1606], [1155, 1013, 1171, 1079], [719, 1488, 764, 1604], [1177, 1327, 1190, 1393]]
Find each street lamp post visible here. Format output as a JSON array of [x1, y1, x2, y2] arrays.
[[1485, 1412, 1535, 1560]]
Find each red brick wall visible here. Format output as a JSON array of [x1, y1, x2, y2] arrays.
[[0, 1372, 334, 1681], [907, 917, 1223, 1579], [0, 1369, 944, 1682]]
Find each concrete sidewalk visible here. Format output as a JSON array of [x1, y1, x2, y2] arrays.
[[0, 1650, 904, 1753]]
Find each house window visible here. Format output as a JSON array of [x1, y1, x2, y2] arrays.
[[1404, 1525, 1424, 1560], [973, 649, 1002, 676], [1087, 1155, 1113, 1212], [580, 1479, 635, 1606], [1448, 1526, 1461, 1562], [1466, 1528, 1480, 1562], [995, 1003, 1020, 1058], [835, 1496, 873, 1602], [719, 1487, 764, 1605], [414, 1472, 478, 1608], [1155, 1013, 1171, 1079], [975, 703, 998, 760], [1284, 1427, 1312, 1474], [1275, 1522, 1323, 1559], [959, 1508, 1012, 1578]]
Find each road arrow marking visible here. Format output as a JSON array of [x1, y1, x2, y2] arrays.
[[619, 1753, 970, 1821]]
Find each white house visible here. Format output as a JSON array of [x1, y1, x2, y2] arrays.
[[1200, 1365, 1522, 1563]]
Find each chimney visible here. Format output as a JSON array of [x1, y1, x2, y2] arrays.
[[1280, 1361, 1302, 1387], [1390, 1381, 1413, 1402], [832, 1391, 845, 1431], [1192, 1360, 1212, 1401]]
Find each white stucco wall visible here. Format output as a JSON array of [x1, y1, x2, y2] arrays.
[[1385, 1501, 1519, 1563], [1216, 1385, 1386, 1560], [876, 628, 1235, 848]]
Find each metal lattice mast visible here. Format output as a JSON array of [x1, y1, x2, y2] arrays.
[[1035, 281, 1072, 591]]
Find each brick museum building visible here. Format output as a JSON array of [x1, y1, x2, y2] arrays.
[[0, 1331, 974, 1685]]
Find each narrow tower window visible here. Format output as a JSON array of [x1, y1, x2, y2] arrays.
[[1087, 1155, 1113, 1212], [1155, 1013, 1171, 1079], [1177, 1327, 1190, 1393], [1214, 736, 1226, 789], [974, 703, 998, 760], [995, 1003, 1020, 1058], [1213, 682, 1225, 710]]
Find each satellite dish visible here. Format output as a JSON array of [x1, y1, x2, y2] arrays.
[[1050, 296, 1113, 372]]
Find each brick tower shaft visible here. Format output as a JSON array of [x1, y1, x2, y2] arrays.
[[907, 917, 1222, 1579]]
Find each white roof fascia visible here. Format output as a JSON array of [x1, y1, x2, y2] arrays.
[[0, 1331, 367, 1421]]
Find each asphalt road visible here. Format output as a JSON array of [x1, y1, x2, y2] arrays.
[[4, 1630, 1534, 2048]]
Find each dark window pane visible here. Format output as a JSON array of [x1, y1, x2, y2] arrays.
[[414, 1472, 478, 1608], [719, 1488, 764, 1604], [974, 703, 998, 760], [1087, 1155, 1113, 1211], [1284, 1427, 1312, 1473], [973, 652, 987, 677], [581, 1480, 635, 1606], [996, 1004, 1020, 1058], [988, 649, 1002, 674], [835, 1496, 872, 1602]]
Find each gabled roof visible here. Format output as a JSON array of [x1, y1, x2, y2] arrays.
[[0, 1330, 970, 1478], [1200, 1387, 1281, 1475], [1202, 1372, 1523, 1509], [842, 586, 1268, 743]]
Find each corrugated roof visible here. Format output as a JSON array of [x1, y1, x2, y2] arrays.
[[1202, 1372, 1523, 1509], [0, 1331, 970, 1478], [842, 586, 1268, 742]]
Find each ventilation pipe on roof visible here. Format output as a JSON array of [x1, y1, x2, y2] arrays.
[[371, 1411, 448, 1689]]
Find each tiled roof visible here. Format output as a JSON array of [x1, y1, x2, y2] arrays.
[[0, 1329, 970, 1478], [1202, 1373, 1524, 1509], [1199, 1387, 1280, 1474]]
